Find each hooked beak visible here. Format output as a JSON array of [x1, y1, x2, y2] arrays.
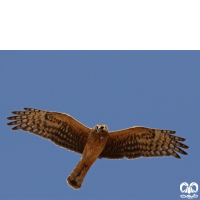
[[97, 125, 104, 132]]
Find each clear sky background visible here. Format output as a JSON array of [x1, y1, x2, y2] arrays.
[[1, 51, 199, 200]]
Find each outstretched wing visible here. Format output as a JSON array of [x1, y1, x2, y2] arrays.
[[7, 108, 91, 154], [99, 126, 189, 159]]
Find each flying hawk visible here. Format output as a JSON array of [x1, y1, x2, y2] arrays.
[[7, 108, 189, 189]]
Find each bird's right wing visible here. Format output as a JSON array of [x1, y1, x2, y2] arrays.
[[7, 107, 91, 154]]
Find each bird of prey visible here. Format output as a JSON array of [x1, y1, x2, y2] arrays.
[[7, 108, 189, 189]]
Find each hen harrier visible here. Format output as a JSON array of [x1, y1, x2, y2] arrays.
[[7, 108, 189, 189]]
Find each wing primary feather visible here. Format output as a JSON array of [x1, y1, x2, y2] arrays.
[[23, 107, 35, 111]]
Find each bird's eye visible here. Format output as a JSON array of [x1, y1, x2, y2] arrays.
[[96, 126, 98, 130]]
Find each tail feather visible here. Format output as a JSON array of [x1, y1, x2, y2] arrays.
[[67, 158, 91, 189], [67, 169, 84, 189]]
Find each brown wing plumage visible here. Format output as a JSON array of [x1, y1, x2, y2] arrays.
[[7, 108, 91, 154], [99, 126, 189, 159]]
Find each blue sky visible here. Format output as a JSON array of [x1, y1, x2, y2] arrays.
[[1, 51, 199, 200]]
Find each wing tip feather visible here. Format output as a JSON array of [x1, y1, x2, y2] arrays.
[[12, 125, 21, 130], [11, 111, 18, 114], [181, 144, 189, 149], [7, 121, 14, 126], [23, 107, 33, 111], [169, 130, 176, 134], [173, 152, 181, 159]]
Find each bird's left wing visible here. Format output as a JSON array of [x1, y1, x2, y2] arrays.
[[99, 126, 189, 160], [7, 107, 91, 154]]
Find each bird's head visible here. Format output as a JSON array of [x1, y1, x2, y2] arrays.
[[94, 124, 108, 133]]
